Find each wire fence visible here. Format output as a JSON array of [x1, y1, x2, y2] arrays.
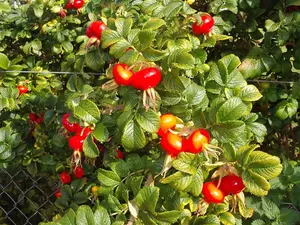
[[0, 168, 59, 225]]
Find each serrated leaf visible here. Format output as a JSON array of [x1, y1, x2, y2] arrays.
[[94, 206, 110, 225], [194, 215, 220, 225], [143, 48, 168, 61], [93, 123, 109, 143], [74, 99, 100, 124], [76, 205, 95, 225], [217, 97, 248, 122], [219, 212, 235, 225], [247, 151, 283, 179], [265, 19, 281, 32], [212, 121, 246, 143], [279, 208, 300, 225], [261, 197, 280, 219], [143, 18, 166, 30], [235, 145, 259, 166], [0, 2, 11, 12], [136, 109, 160, 133], [161, 171, 193, 191], [109, 39, 131, 58], [83, 135, 99, 158], [115, 18, 133, 37], [242, 170, 270, 196], [240, 85, 262, 101], [171, 51, 195, 69], [154, 210, 181, 223], [184, 167, 203, 196], [163, 73, 185, 93], [122, 120, 147, 150], [138, 30, 156, 50], [292, 81, 300, 99], [119, 49, 139, 65], [97, 168, 121, 187], [59, 209, 76, 225], [0, 53, 9, 69], [172, 153, 198, 175], [163, 2, 182, 19], [101, 29, 122, 49], [107, 194, 123, 212], [136, 186, 159, 214]]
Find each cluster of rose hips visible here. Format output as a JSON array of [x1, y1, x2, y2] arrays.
[[202, 174, 245, 204], [59, 0, 84, 18], [55, 168, 85, 198], [158, 114, 219, 160]]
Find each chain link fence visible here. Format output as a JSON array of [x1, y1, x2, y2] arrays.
[[0, 168, 59, 225]]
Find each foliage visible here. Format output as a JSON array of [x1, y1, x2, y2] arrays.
[[0, 0, 299, 224]]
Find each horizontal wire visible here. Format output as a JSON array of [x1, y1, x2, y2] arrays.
[[0, 70, 296, 84], [0, 70, 106, 76]]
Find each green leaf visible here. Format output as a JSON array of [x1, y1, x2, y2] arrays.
[[171, 51, 195, 70], [143, 18, 166, 30], [117, 110, 134, 130], [58, 209, 76, 225], [143, 48, 168, 61], [71, 179, 86, 193], [0, 53, 9, 69], [163, 2, 182, 19], [136, 109, 160, 133], [0, 2, 11, 12], [161, 171, 193, 191], [93, 123, 109, 143], [119, 49, 139, 65], [278, 208, 300, 225], [261, 197, 280, 219], [217, 97, 249, 122], [74, 192, 89, 204], [265, 19, 281, 32], [275, 99, 298, 120], [163, 73, 185, 93], [94, 206, 110, 225], [184, 82, 208, 108], [184, 167, 204, 197], [76, 205, 95, 225], [62, 41, 73, 53], [121, 120, 147, 150], [107, 194, 123, 212], [115, 18, 133, 37], [136, 186, 159, 214], [101, 29, 122, 49], [74, 99, 101, 124], [97, 168, 121, 187], [172, 153, 198, 175], [219, 212, 236, 225], [83, 135, 99, 158], [212, 121, 246, 143], [33, 4, 43, 18], [154, 210, 181, 223], [110, 160, 130, 178], [247, 151, 283, 179], [290, 185, 300, 207], [240, 85, 262, 101], [109, 39, 131, 58], [193, 215, 220, 225], [292, 81, 300, 99], [242, 170, 270, 196], [138, 30, 156, 50], [235, 145, 259, 166]]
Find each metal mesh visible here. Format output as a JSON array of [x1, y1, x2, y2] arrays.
[[0, 168, 59, 225]]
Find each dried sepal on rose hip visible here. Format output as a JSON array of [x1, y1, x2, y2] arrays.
[[86, 21, 106, 48], [185, 128, 222, 161]]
